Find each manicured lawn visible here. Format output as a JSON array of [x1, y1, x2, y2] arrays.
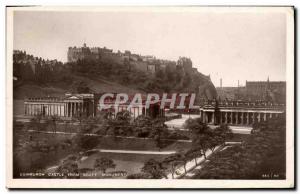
[[78, 152, 169, 178], [94, 136, 191, 152], [13, 129, 192, 178]]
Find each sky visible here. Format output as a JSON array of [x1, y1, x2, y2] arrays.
[[13, 10, 287, 87]]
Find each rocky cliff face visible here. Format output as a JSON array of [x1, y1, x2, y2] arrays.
[[198, 78, 217, 100]]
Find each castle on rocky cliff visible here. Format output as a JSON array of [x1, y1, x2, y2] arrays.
[[67, 43, 200, 75]]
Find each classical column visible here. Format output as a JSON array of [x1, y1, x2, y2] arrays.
[[241, 112, 244, 125], [77, 102, 79, 116], [246, 112, 249, 125], [252, 113, 255, 123], [212, 112, 215, 124], [230, 112, 233, 124], [66, 103, 68, 117], [235, 112, 239, 125], [77, 102, 80, 116], [74, 103, 76, 116], [92, 101, 95, 117], [60, 104, 62, 116], [73, 102, 76, 117], [225, 112, 228, 124], [264, 113, 267, 121], [258, 113, 261, 122], [270, 113, 273, 119], [70, 102, 73, 117], [31, 104, 33, 115], [67, 103, 69, 117]]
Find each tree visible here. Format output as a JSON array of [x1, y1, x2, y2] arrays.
[[152, 125, 164, 151], [163, 154, 184, 179], [74, 113, 87, 130], [72, 116, 99, 150], [47, 115, 61, 134], [56, 154, 79, 178], [193, 116, 286, 179], [94, 157, 116, 173], [72, 134, 99, 150], [107, 110, 132, 137], [211, 124, 232, 148], [133, 115, 152, 138], [141, 159, 167, 179], [29, 113, 44, 131], [185, 118, 211, 159]]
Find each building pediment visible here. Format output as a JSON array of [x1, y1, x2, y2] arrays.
[[65, 96, 81, 100]]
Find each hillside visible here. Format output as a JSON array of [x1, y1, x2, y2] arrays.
[[13, 51, 217, 101], [14, 75, 144, 99]]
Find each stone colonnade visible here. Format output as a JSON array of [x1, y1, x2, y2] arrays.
[[200, 109, 283, 125], [24, 102, 66, 117], [24, 100, 95, 118]]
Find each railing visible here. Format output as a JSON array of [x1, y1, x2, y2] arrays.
[[25, 97, 64, 102], [201, 100, 285, 109]]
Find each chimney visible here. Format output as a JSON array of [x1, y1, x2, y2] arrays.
[[220, 78, 222, 88]]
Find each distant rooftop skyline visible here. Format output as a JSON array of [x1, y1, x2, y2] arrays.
[[13, 9, 287, 87]]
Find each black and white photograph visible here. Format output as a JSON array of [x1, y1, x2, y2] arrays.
[[6, 6, 294, 189]]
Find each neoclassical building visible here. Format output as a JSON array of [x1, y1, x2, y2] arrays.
[[98, 94, 165, 119], [24, 93, 95, 118], [199, 100, 285, 126], [24, 93, 164, 119]]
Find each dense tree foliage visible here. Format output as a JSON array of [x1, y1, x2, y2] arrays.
[[141, 159, 167, 179], [192, 116, 286, 179], [56, 154, 79, 178], [185, 118, 232, 159], [94, 157, 116, 173]]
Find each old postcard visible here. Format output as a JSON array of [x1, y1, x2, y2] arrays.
[[6, 6, 294, 188]]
